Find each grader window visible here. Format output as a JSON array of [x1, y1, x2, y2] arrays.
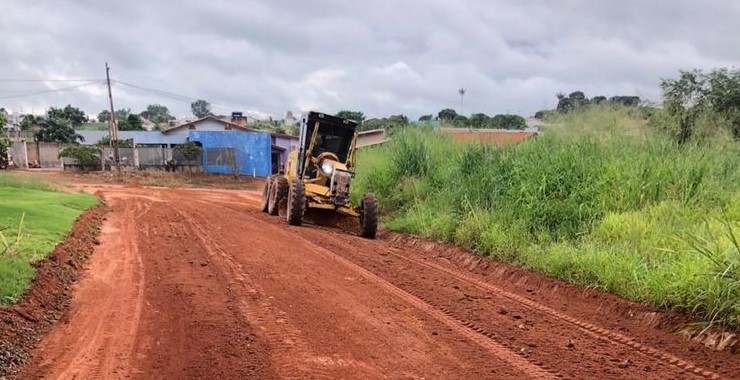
[[311, 124, 354, 163]]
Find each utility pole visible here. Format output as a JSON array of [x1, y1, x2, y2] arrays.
[[105, 62, 121, 173], [458, 88, 466, 115]]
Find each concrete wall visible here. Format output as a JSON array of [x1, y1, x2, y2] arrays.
[[189, 131, 271, 177], [9, 141, 28, 168]]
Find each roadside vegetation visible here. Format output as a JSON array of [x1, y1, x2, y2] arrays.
[[0, 174, 98, 305], [354, 69, 740, 329]]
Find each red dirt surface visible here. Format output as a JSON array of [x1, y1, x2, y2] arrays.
[[8, 185, 740, 379]]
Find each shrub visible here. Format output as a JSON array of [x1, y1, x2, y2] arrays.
[[58, 146, 101, 167]]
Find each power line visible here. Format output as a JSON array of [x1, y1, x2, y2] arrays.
[[0, 81, 104, 100], [0, 79, 104, 83], [112, 79, 267, 118]]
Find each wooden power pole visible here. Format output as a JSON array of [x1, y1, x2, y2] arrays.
[[105, 62, 121, 173]]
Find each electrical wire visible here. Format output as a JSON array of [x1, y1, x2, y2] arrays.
[[0, 79, 104, 83], [112, 80, 267, 118], [0, 81, 104, 100]]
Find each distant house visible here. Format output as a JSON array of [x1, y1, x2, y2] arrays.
[[283, 111, 299, 126], [270, 132, 299, 174], [76, 116, 297, 176]]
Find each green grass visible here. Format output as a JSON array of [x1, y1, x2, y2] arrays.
[[0, 173, 98, 305], [353, 105, 740, 329]]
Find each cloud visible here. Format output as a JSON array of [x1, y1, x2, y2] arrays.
[[1, 0, 738, 120]]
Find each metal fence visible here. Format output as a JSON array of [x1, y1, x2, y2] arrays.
[[138, 147, 168, 168]]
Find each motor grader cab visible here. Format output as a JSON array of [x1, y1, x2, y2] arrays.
[[260, 111, 378, 238]]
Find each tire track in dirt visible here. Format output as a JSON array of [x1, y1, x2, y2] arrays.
[[179, 198, 525, 378], [380, 246, 724, 380], [217, 189, 735, 379], [168, 202, 338, 380], [19, 195, 149, 379], [292, 225, 716, 380], [195, 197, 559, 380]]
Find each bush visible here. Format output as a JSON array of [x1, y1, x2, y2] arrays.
[[58, 146, 101, 167]]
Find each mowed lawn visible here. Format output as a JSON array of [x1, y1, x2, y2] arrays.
[[0, 173, 98, 305]]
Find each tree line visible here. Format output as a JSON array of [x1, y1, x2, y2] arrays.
[[334, 108, 527, 134], [4, 99, 216, 144], [534, 67, 740, 144]]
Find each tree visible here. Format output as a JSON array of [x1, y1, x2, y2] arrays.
[[141, 104, 175, 124], [705, 68, 740, 139], [451, 114, 469, 128], [118, 114, 144, 131], [191, 99, 212, 118], [609, 96, 641, 107], [0, 114, 8, 169], [591, 96, 607, 104], [659, 68, 740, 143], [556, 91, 589, 113], [490, 114, 526, 130], [438, 108, 458, 122], [534, 110, 555, 119], [19, 115, 38, 130], [0, 135, 10, 169], [35, 117, 83, 143], [468, 113, 490, 129], [32, 106, 86, 143], [418, 114, 433, 121], [336, 110, 365, 124], [97, 110, 110, 123], [47, 105, 86, 127]]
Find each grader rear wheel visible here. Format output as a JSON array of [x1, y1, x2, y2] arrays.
[[268, 176, 288, 216], [286, 181, 305, 226], [359, 193, 378, 239], [260, 175, 275, 213]]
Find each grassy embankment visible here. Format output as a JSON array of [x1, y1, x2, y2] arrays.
[[353, 106, 740, 329], [0, 174, 98, 305]]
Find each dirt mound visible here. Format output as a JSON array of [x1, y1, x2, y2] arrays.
[[0, 205, 106, 378]]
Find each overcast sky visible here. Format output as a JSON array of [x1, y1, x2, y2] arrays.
[[1, 0, 738, 120]]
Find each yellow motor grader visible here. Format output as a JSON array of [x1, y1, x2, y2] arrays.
[[260, 111, 378, 238]]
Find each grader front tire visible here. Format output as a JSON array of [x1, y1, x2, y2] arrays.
[[286, 181, 306, 226], [359, 193, 378, 239]]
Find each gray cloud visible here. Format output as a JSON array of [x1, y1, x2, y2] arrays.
[[1, 0, 738, 119]]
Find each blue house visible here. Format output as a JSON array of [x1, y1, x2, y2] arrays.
[[188, 130, 271, 177]]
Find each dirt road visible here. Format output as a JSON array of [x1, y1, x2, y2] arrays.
[[15, 185, 739, 379]]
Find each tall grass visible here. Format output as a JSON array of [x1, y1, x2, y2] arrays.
[[353, 106, 740, 329]]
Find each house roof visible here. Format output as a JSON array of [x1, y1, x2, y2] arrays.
[[161, 115, 259, 134]]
